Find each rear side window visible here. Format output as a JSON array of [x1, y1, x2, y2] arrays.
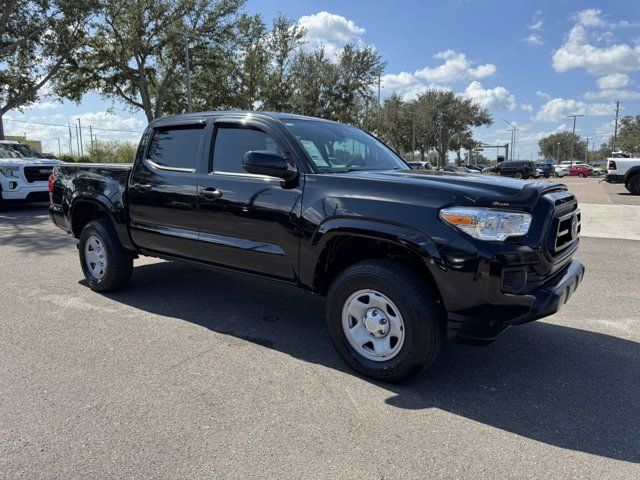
[[212, 125, 282, 174], [147, 124, 204, 171]]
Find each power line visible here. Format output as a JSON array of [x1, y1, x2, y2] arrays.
[[3, 117, 140, 133]]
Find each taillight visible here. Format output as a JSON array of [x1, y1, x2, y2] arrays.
[[48, 171, 56, 203], [608, 160, 617, 170]]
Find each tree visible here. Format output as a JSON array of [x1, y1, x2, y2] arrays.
[[378, 93, 412, 154], [0, 0, 97, 139], [615, 115, 640, 155], [56, 0, 243, 122], [409, 89, 492, 168], [538, 131, 586, 163]]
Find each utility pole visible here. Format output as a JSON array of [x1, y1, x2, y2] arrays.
[[57, 138, 61, 156], [68, 125, 73, 155], [412, 109, 416, 161], [89, 125, 94, 151], [613, 100, 620, 151], [184, 34, 192, 113], [377, 73, 381, 105], [77, 118, 84, 156], [556, 142, 560, 163], [567, 114, 584, 166], [584, 137, 591, 163], [75, 124, 80, 155]]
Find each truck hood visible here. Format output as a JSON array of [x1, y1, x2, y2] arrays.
[[337, 169, 564, 209], [0, 157, 61, 166]]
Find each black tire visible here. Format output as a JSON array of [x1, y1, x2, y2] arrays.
[[514, 172, 523, 179], [326, 259, 444, 383], [627, 174, 640, 195], [544, 173, 550, 178], [79, 218, 133, 292], [578, 172, 585, 178]]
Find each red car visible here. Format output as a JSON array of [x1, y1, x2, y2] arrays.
[[568, 164, 592, 177]]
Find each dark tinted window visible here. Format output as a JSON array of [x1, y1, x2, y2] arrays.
[[147, 125, 204, 171], [212, 125, 281, 173]]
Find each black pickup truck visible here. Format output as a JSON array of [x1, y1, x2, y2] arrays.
[[49, 111, 584, 382]]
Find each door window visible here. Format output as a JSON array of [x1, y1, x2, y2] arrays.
[[211, 125, 283, 174], [147, 124, 205, 171]]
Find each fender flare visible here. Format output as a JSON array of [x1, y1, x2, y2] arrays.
[[305, 217, 445, 291], [69, 192, 134, 250]]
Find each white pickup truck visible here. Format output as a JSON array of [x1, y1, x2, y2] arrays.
[[606, 153, 640, 195], [0, 140, 61, 205]]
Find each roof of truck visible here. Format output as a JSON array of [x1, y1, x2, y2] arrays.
[[151, 110, 340, 126]]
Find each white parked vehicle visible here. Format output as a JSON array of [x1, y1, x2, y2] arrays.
[[0, 141, 61, 205], [606, 154, 640, 194], [554, 165, 568, 178]]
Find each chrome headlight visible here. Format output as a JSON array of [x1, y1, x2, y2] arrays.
[[440, 207, 532, 241], [0, 165, 20, 178]]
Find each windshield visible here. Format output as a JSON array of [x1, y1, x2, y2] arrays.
[[282, 119, 407, 173], [0, 143, 44, 159]]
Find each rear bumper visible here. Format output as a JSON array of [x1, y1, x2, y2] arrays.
[[447, 259, 585, 344], [605, 174, 624, 183]]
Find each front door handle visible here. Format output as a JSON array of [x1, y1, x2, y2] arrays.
[[132, 183, 152, 193], [199, 187, 223, 200]]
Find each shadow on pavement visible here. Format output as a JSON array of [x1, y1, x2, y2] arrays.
[[0, 203, 74, 254], [101, 260, 639, 464]]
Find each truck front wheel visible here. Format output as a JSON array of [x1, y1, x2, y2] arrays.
[[626, 174, 640, 195], [326, 259, 444, 382], [79, 218, 133, 292]]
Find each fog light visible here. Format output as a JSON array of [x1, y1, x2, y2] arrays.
[[9, 181, 17, 189]]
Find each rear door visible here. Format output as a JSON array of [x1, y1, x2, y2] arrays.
[[128, 119, 206, 258], [195, 117, 303, 281]]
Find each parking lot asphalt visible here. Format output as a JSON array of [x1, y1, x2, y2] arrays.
[[1, 181, 639, 479]]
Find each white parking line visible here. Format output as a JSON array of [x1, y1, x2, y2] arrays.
[[579, 203, 640, 241]]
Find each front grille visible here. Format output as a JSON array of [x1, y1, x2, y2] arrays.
[[24, 166, 53, 183], [544, 190, 580, 256]]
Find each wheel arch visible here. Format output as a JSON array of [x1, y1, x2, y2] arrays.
[[70, 194, 134, 250], [307, 218, 445, 301]]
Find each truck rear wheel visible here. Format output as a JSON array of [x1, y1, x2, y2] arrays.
[[79, 218, 133, 292], [626, 174, 640, 195], [326, 259, 443, 382]]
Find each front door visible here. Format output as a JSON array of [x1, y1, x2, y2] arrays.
[[196, 119, 303, 281], [128, 121, 206, 258]]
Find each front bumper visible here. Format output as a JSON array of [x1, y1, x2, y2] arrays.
[[605, 174, 624, 183], [447, 259, 585, 344], [0, 179, 50, 201]]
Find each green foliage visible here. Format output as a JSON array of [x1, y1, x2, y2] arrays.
[[615, 115, 640, 155], [0, 0, 97, 138], [87, 140, 137, 163], [538, 131, 586, 162], [376, 89, 492, 166]]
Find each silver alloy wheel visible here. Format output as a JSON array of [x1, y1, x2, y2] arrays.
[[85, 235, 107, 280], [342, 289, 405, 362]]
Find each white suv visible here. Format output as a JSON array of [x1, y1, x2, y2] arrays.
[[607, 154, 640, 194], [0, 141, 61, 205]]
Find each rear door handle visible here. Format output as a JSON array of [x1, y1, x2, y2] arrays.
[[132, 183, 152, 193], [199, 187, 223, 199]]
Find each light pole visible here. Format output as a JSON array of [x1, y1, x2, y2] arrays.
[[556, 142, 560, 163], [567, 114, 584, 166], [584, 136, 591, 163], [501, 119, 516, 161]]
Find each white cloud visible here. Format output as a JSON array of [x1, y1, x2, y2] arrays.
[[533, 97, 613, 122], [381, 72, 430, 100], [536, 91, 552, 100], [24, 102, 59, 111], [528, 10, 544, 30], [415, 50, 496, 83], [596, 72, 630, 89], [298, 11, 365, 44], [463, 81, 516, 111], [552, 9, 640, 75], [524, 34, 544, 46], [520, 103, 534, 112], [584, 89, 640, 100]]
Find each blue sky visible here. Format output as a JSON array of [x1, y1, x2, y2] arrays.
[[5, 0, 640, 160]]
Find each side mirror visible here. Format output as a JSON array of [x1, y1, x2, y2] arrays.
[[242, 150, 297, 181]]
